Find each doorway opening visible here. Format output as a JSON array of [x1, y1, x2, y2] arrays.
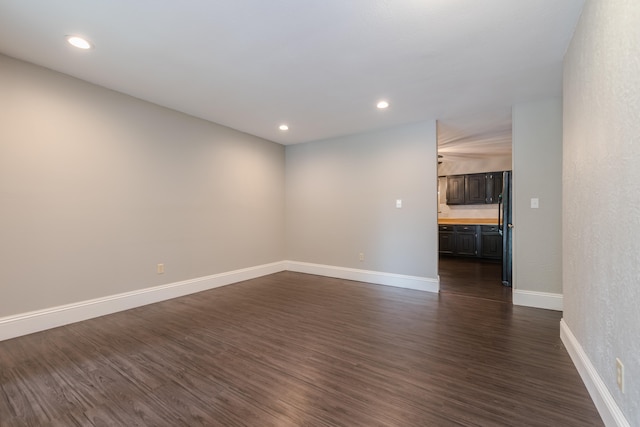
[[436, 111, 513, 304]]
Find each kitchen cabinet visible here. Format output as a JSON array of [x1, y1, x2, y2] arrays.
[[446, 175, 465, 205], [455, 225, 478, 256], [438, 223, 501, 260], [465, 174, 487, 204], [445, 171, 507, 205], [438, 224, 478, 257], [485, 172, 503, 204], [480, 225, 502, 259], [438, 225, 455, 254]]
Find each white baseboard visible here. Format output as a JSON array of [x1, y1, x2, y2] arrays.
[[560, 319, 630, 427], [0, 261, 437, 342], [512, 289, 563, 311], [285, 261, 439, 293], [0, 261, 286, 342]]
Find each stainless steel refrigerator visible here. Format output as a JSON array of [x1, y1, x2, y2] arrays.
[[498, 171, 513, 287]]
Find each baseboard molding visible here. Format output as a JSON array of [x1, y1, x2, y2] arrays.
[[0, 261, 438, 342], [560, 319, 630, 427], [285, 261, 439, 293], [0, 261, 287, 342], [512, 289, 563, 311]]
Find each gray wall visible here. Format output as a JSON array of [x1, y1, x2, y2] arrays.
[[286, 122, 438, 279], [563, 0, 640, 423], [0, 54, 286, 317], [512, 98, 563, 295]]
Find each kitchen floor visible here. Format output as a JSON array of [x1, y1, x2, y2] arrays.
[[438, 256, 512, 303]]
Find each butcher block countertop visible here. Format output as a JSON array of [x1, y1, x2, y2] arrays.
[[438, 218, 499, 225]]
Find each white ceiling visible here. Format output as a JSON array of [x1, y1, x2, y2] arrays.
[[438, 108, 513, 161], [0, 1, 584, 146]]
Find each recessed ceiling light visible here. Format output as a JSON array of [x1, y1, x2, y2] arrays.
[[66, 35, 92, 50], [377, 100, 389, 109], [279, 124, 289, 131]]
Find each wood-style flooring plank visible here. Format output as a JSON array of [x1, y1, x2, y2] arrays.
[[439, 256, 511, 303], [0, 264, 602, 426]]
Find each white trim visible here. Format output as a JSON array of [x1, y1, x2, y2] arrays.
[[560, 319, 630, 427], [285, 261, 439, 293], [0, 261, 438, 342], [0, 261, 286, 342], [512, 289, 563, 311]]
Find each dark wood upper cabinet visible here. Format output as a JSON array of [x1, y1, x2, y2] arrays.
[[464, 174, 487, 204], [485, 172, 503, 204], [445, 171, 507, 205], [446, 175, 465, 205]]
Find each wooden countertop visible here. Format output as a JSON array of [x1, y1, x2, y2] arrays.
[[438, 218, 498, 225]]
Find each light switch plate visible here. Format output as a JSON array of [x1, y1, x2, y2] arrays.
[[531, 198, 539, 209], [396, 199, 402, 208]]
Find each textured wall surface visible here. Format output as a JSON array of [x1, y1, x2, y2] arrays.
[[286, 122, 438, 279], [563, 0, 640, 424], [0, 54, 285, 317], [512, 98, 563, 295]]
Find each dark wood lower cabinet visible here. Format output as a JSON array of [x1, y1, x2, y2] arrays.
[[439, 224, 502, 260], [438, 229, 455, 254], [455, 226, 477, 256], [480, 225, 502, 259]]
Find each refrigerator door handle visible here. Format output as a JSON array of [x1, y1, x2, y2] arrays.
[[498, 193, 503, 235]]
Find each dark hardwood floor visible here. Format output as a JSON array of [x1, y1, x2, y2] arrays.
[[439, 256, 512, 303], [0, 270, 602, 426]]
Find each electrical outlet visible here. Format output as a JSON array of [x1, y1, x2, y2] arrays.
[[358, 252, 364, 262], [157, 263, 165, 274], [616, 358, 625, 393]]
